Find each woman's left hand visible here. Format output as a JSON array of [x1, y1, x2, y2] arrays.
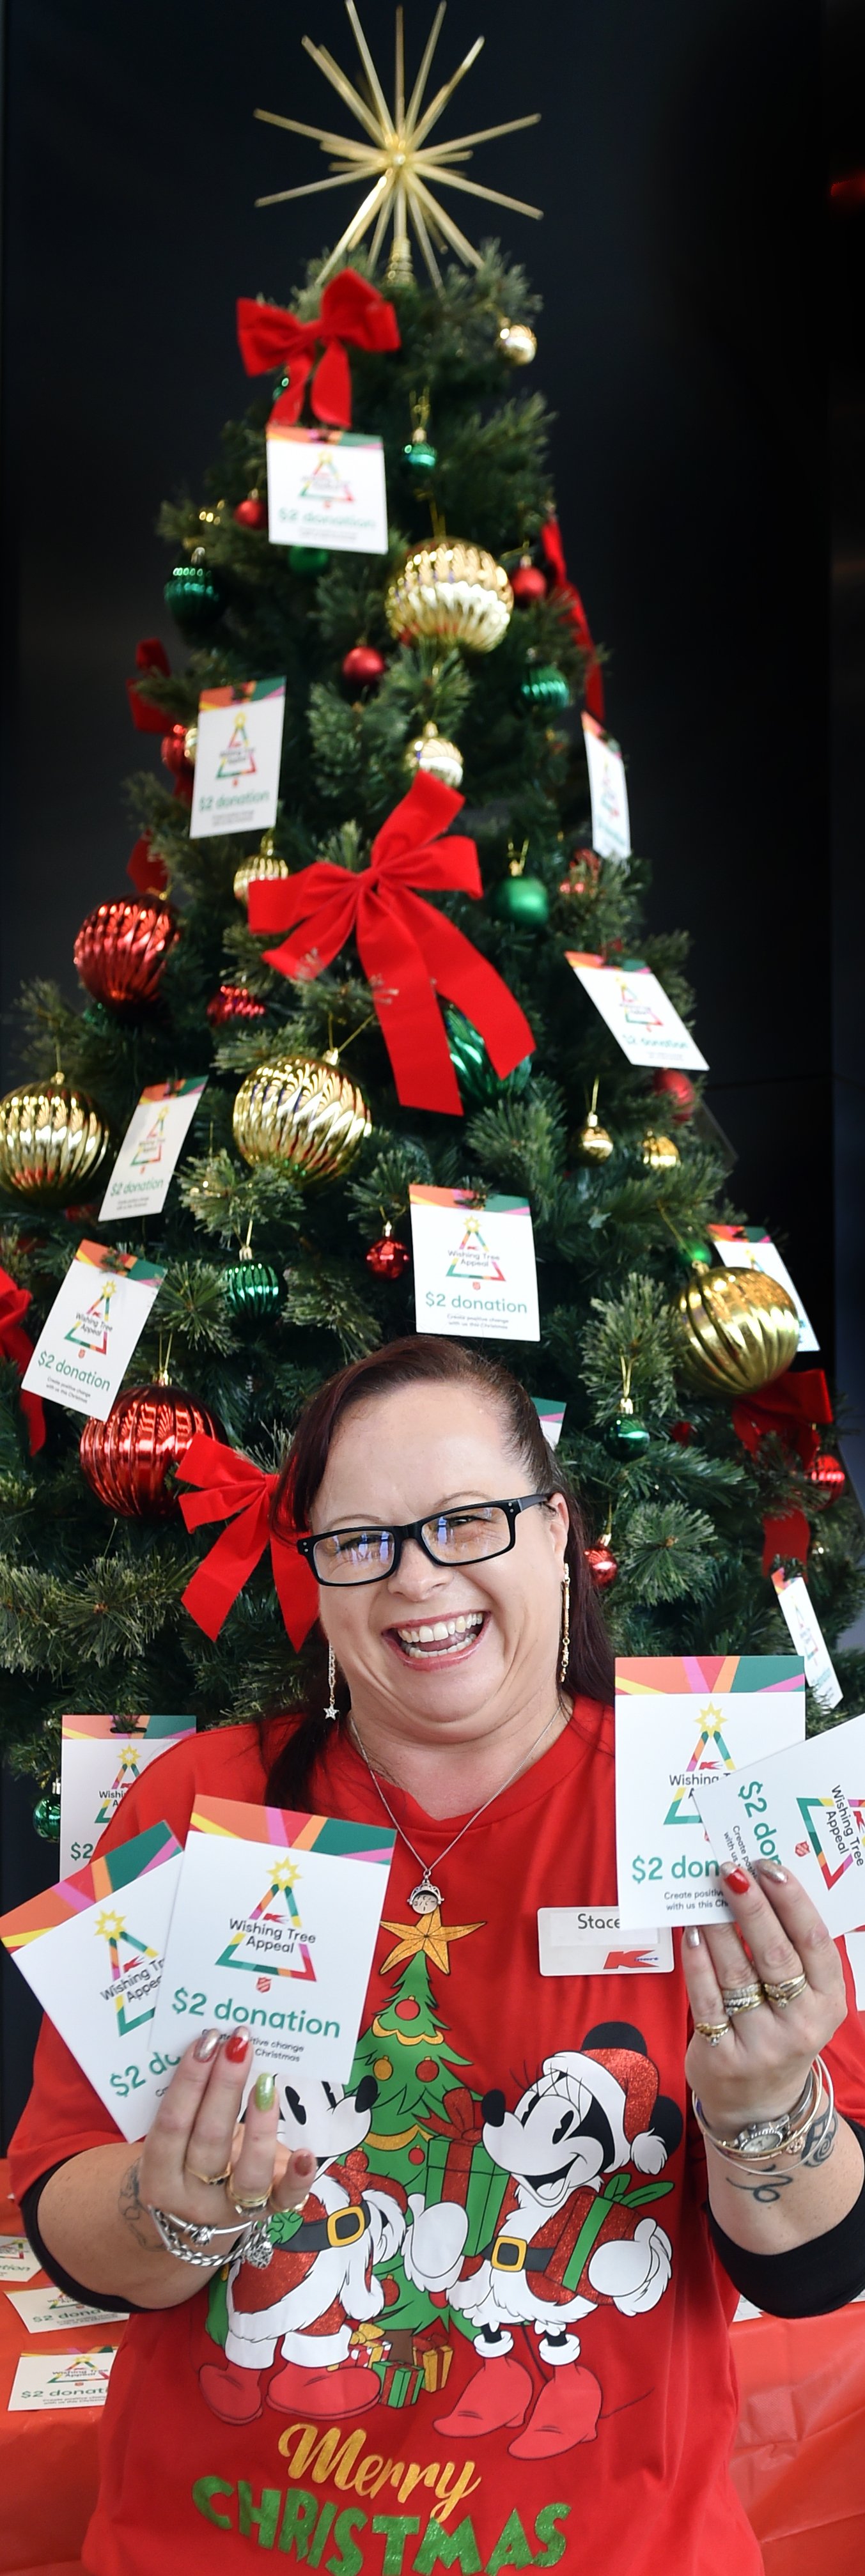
[[682, 1858, 847, 2130]]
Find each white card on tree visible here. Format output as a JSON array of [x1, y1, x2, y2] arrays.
[[615, 1654, 805, 1925], [582, 713, 632, 860], [21, 1241, 165, 1423], [190, 680, 286, 839], [60, 1712, 196, 1877], [771, 1571, 842, 1710], [99, 1078, 207, 1222], [266, 426, 388, 555], [409, 1186, 540, 1344], [566, 953, 708, 1071]]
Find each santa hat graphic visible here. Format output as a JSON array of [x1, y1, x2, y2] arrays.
[[542, 2024, 683, 2176]]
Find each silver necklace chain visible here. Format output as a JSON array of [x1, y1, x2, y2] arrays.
[[349, 1706, 563, 1915]]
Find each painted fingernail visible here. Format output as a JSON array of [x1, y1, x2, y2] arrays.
[[294, 2153, 315, 2180], [684, 1927, 701, 1948], [721, 1864, 751, 1895], [254, 2072, 276, 2112], [224, 2031, 251, 2064], [755, 1858, 788, 1884], [193, 2029, 221, 2062]]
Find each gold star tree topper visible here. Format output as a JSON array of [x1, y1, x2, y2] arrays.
[[255, 1, 542, 288]]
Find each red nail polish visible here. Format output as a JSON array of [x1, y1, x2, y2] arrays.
[[224, 2031, 250, 2063], [722, 1866, 751, 1895]]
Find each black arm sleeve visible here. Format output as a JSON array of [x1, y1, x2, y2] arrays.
[[20, 2162, 143, 2314], [708, 2118, 865, 2316]]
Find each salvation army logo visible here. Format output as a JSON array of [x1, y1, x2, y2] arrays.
[[215, 1854, 316, 1985]]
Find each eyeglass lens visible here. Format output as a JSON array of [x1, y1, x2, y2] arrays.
[[311, 1503, 513, 1583]]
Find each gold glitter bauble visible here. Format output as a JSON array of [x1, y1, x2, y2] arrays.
[[641, 1130, 680, 1170], [233, 1051, 371, 1181], [576, 1110, 614, 1164], [0, 1076, 109, 1202], [674, 1264, 800, 1395], [386, 541, 513, 653], [183, 724, 198, 763], [497, 319, 537, 364], [405, 722, 464, 789], [233, 834, 290, 908]]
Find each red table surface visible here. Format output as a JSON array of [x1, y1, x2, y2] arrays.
[[2, 2160, 864, 2575]]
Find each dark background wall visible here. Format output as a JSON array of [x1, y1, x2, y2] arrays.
[[1, 0, 861, 2144]]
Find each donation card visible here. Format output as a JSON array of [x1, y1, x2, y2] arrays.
[[266, 424, 388, 555], [21, 1241, 165, 1424], [771, 1569, 842, 1711], [0, 2239, 40, 2283], [566, 954, 709, 1073], [533, 1397, 566, 1450], [190, 679, 286, 839], [582, 713, 632, 861], [409, 1186, 540, 1344], [60, 1712, 196, 1877], [692, 1708, 865, 1939], [538, 1907, 673, 1976], [151, 1796, 394, 2086], [8, 2347, 119, 2412], [615, 1654, 805, 1925], [99, 1078, 207, 1223], [6, 2285, 129, 2332], [0, 1824, 183, 2141], [708, 1224, 818, 1355]]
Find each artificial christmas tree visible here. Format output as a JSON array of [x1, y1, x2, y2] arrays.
[[1, 26, 863, 1823]]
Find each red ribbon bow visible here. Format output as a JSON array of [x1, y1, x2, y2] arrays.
[[248, 771, 536, 1117], [540, 519, 605, 723], [0, 1267, 45, 1454], [127, 637, 172, 735], [237, 269, 400, 430], [176, 1432, 318, 1646], [731, 1367, 834, 1576]]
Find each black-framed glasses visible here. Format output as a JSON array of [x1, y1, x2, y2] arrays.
[[297, 1493, 554, 1587]]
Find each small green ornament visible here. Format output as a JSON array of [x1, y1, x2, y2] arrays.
[[33, 1784, 61, 1841], [444, 1006, 533, 1108], [492, 873, 550, 927], [224, 1256, 281, 1321], [164, 552, 226, 636], [520, 663, 570, 709], [403, 435, 438, 472], [289, 545, 329, 575], [612, 1411, 651, 1454], [675, 1238, 712, 1272], [272, 371, 291, 402]]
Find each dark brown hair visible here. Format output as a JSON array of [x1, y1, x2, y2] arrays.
[[265, 1336, 614, 1810]]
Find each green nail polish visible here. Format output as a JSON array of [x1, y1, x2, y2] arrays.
[[254, 2072, 276, 2112]]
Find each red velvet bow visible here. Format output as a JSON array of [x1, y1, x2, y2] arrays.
[[731, 1369, 834, 1578], [127, 637, 172, 734], [127, 834, 169, 898], [176, 1432, 318, 1646], [540, 519, 605, 724], [247, 772, 536, 1117], [237, 269, 400, 430], [0, 1268, 45, 1454]]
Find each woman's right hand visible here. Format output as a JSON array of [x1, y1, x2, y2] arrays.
[[136, 2028, 315, 2242]]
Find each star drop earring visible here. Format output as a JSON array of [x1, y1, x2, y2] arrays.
[[323, 1642, 339, 1724], [558, 1565, 571, 1687]]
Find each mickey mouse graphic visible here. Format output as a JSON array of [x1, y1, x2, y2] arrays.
[[404, 2022, 683, 2459]]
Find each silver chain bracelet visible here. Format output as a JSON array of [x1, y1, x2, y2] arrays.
[[145, 2203, 272, 2269]]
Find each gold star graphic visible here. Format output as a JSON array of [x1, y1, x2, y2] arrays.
[[271, 1858, 301, 1889], [380, 1904, 481, 1976], [95, 1909, 125, 1943]]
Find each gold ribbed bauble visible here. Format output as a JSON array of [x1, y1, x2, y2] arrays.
[[233, 1050, 371, 1181], [674, 1263, 800, 1395], [233, 833, 290, 908], [405, 722, 464, 789], [576, 1109, 614, 1164], [0, 1075, 109, 1202], [497, 319, 537, 365], [385, 541, 513, 653], [641, 1130, 680, 1170]]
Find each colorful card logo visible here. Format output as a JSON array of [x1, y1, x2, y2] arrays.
[[299, 451, 355, 509], [65, 1275, 118, 1358], [664, 1702, 735, 1826], [95, 1908, 160, 2033], [95, 1741, 142, 1824], [129, 1102, 170, 1168], [215, 1856, 316, 1984], [446, 1216, 505, 1287], [217, 711, 256, 781], [796, 1792, 865, 1889]]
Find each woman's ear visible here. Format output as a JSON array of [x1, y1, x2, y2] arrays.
[[547, 1492, 570, 1569]]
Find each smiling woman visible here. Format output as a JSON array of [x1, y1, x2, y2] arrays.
[[9, 1337, 865, 2576]]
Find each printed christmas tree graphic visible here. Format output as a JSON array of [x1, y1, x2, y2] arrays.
[[298, 450, 355, 507], [49, 2353, 113, 2386], [446, 1216, 505, 1284], [95, 1908, 159, 2033], [619, 977, 666, 1034], [130, 1103, 170, 1167], [664, 1702, 736, 1824], [797, 1794, 865, 1889], [65, 1276, 116, 1356], [95, 1740, 142, 1823], [217, 711, 256, 780], [215, 1855, 316, 1981]]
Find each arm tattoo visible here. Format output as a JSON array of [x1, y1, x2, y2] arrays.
[[118, 2157, 152, 2250], [727, 2166, 794, 2203]]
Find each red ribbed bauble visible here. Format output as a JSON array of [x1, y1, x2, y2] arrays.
[[808, 1452, 845, 1492], [511, 559, 547, 604], [79, 1384, 219, 1517], [73, 901, 178, 1010], [206, 983, 267, 1027], [160, 725, 192, 778], [342, 644, 386, 687], [584, 1542, 618, 1588], [652, 1069, 696, 1123], [366, 1225, 410, 1279], [233, 492, 268, 530]]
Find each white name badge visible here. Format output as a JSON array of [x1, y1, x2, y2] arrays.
[[190, 679, 286, 839], [99, 1078, 207, 1222], [21, 1241, 165, 1424], [582, 713, 632, 860], [8, 2347, 119, 2412], [538, 1908, 673, 1976], [266, 426, 388, 555]]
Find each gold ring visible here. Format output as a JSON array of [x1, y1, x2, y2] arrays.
[[230, 2185, 271, 2214], [722, 1983, 765, 2015], [184, 2161, 233, 2187], [693, 2018, 731, 2044], [763, 1972, 808, 2006]]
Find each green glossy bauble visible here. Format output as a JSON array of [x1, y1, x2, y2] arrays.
[[612, 1412, 651, 1454], [33, 1787, 61, 1841], [444, 1007, 533, 1108], [402, 436, 438, 472], [289, 545, 329, 575], [675, 1236, 713, 1271], [520, 663, 570, 709], [224, 1257, 281, 1321], [492, 874, 550, 927], [163, 556, 226, 635]]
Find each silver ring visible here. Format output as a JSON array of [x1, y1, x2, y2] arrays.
[[721, 1983, 765, 2015]]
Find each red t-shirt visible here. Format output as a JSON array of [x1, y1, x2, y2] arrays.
[[10, 1704, 865, 2576]]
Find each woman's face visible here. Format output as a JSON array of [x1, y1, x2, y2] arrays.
[[310, 1381, 570, 1743]]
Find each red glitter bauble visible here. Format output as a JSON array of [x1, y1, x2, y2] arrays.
[[160, 724, 192, 777], [79, 1384, 219, 1519], [234, 493, 268, 530], [808, 1452, 845, 1492], [342, 644, 386, 687], [74, 901, 178, 1011], [584, 1542, 618, 1588], [394, 1997, 421, 2021], [366, 1229, 410, 1280], [416, 2058, 439, 2081], [651, 1068, 696, 1123], [511, 561, 547, 604], [207, 984, 267, 1027]]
